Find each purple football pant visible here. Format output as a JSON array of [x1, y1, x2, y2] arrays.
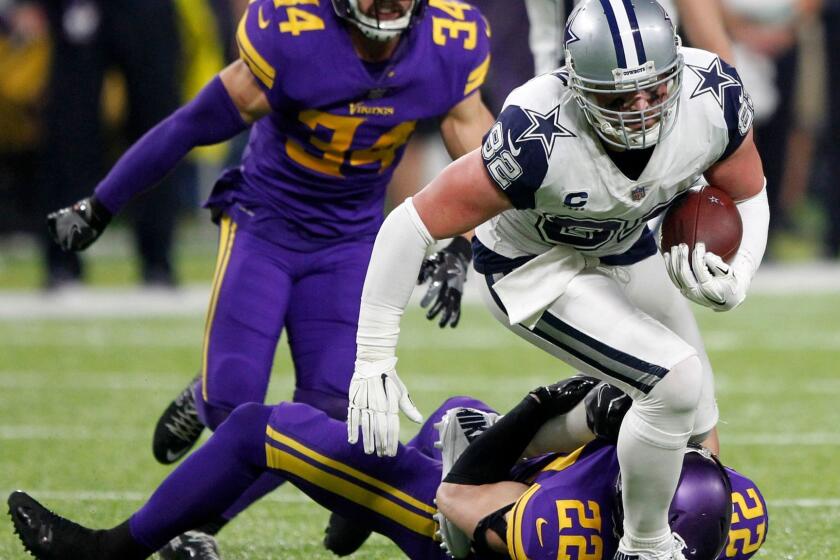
[[194, 215, 374, 429], [130, 397, 492, 558]]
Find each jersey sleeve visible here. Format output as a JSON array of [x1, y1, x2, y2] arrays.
[[480, 104, 551, 209], [716, 59, 754, 163], [428, 1, 492, 107], [461, 11, 491, 100], [235, 0, 280, 93]]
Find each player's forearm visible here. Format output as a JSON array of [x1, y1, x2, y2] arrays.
[[732, 180, 769, 286], [94, 76, 248, 214], [676, 0, 734, 64], [355, 198, 435, 364]]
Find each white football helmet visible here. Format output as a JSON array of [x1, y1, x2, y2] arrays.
[[331, 0, 426, 42], [564, 0, 684, 150]]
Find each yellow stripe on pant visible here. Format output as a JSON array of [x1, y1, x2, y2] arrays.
[[201, 215, 237, 400], [265, 428, 436, 537], [507, 483, 541, 560]]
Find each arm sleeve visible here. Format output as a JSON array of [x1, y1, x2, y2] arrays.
[[355, 199, 435, 365], [732, 180, 769, 285], [94, 77, 248, 214]]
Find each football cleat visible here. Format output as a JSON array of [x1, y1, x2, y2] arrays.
[[323, 512, 373, 556], [614, 533, 688, 560], [158, 531, 221, 560], [434, 407, 499, 559], [153, 376, 205, 464], [8, 491, 100, 559]]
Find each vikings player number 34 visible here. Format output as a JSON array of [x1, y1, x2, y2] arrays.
[[237, 0, 489, 181]]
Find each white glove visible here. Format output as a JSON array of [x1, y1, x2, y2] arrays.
[[347, 357, 423, 457], [664, 242, 747, 312]]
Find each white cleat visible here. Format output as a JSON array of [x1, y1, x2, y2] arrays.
[[614, 533, 688, 560], [434, 407, 500, 559]]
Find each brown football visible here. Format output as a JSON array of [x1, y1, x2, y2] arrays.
[[660, 185, 742, 263]]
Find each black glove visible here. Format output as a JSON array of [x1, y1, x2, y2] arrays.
[[47, 196, 112, 251], [417, 236, 471, 328], [529, 376, 600, 423], [584, 382, 632, 443]]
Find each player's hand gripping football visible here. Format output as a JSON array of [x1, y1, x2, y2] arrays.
[[347, 358, 423, 457], [417, 236, 471, 328], [664, 242, 747, 312], [47, 196, 112, 251]]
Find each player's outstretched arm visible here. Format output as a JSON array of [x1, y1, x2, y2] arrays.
[[665, 131, 769, 311], [416, 93, 496, 328], [436, 378, 598, 555], [348, 151, 512, 457], [46, 60, 269, 252]]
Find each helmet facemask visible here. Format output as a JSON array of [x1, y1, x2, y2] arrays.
[[331, 0, 424, 42], [568, 51, 684, 151]]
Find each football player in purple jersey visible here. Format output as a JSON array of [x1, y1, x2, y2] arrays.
[[44, 0, 493, 552], [8, 378, 767, 560]]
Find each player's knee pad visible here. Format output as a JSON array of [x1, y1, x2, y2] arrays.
[[626, 355, 703, 449]]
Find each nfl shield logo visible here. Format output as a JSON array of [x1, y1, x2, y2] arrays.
[[631, 186, 646, 201]]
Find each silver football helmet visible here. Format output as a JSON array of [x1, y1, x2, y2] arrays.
[[564, 0, 684, 150], [331, 0, 426, 42]]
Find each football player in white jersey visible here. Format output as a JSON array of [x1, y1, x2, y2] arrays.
[[346, 1, 768, 559]]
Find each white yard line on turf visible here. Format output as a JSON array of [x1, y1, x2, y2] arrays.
[[4, 370, 840, 396], [0, 262, 839, 320], [1, 425, 840, 445]]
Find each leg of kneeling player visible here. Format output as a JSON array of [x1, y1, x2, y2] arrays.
[[262, 401, 449, 559], [480, 269, 703, 557]]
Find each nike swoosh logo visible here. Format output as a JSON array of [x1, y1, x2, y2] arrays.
[[258, 6, 271, 29], [536, 517, 548, 547], [166, 449, 186, 462], [507, 130, 521, 157]]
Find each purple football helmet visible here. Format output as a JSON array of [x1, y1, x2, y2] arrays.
[[718, 467, 769, 560], [615, 446, 733, 560]]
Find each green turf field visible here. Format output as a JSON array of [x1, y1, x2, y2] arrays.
[[1, 291, 839, 558]]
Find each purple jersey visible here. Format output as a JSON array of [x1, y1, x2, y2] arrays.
[[208, 0, 490, 249], [507, 442, 621, 560], [720, 467, 769, 560], [505, 442, 770, 560]]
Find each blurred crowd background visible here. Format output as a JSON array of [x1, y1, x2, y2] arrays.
[[0, 0, 836, 291]]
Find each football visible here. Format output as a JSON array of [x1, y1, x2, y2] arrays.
[[660, 185, 743, 262]]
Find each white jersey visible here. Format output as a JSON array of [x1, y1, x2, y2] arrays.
[[475, 47, 754, 273]]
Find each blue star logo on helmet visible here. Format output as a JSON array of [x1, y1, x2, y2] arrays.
[[686, 57, 739, 109], [515, 106, 575, 159]]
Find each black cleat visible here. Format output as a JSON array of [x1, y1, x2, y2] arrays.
[[153, 377, 205, 464], [323, 512, 373, 556], [8, 491, 100, 559], [158, 531, 221, 560]]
